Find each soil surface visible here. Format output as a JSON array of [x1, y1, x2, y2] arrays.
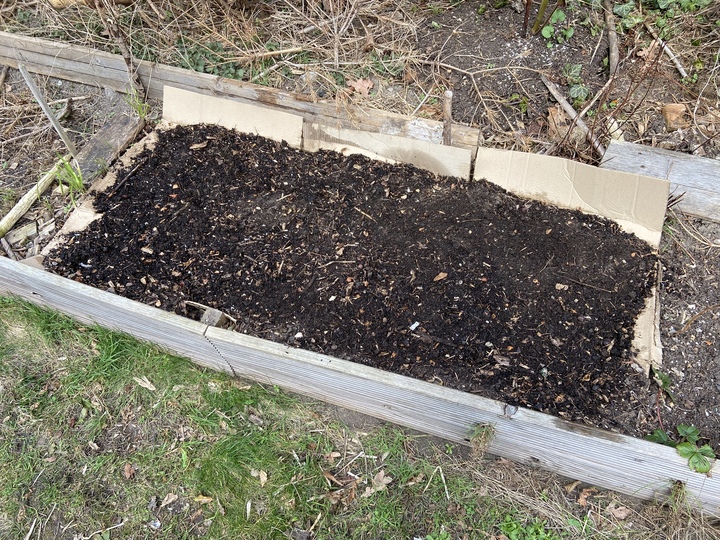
[[46, 123, 661, 437]]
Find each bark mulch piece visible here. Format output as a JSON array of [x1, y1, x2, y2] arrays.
[[46, 124, 659, 437]]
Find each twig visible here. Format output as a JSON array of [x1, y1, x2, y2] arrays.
[[442, 89, 453, 145], [0, 64, 8, 89], [540, 74, 606, 156], [106, 156, 147, 198], [84, 521, 124, 540], [678, 304, 720, 334], [97, 0, 146, 96], [17, 64, 78, 158], [353, 206, 376, 222], [603, 0, 619, 75], [644, 22, 688, 79], [0, 157, 68, 238], [23, 518, 37, 540]]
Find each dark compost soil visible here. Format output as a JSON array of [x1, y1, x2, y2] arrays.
[[45, 124, 659, 435]]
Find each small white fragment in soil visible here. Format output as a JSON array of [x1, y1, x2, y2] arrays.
[[555, 283, 569, 290], [409, 322, 420, 331], [148, 519, 161, 530], [329, 295, 337, 301], [294, 332, 303, 339]]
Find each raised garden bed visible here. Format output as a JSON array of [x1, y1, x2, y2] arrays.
[[0, 53, 717, 512]]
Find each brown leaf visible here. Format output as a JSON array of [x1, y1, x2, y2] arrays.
[[371, 469, 393, 490], [662, 103, 688, 131], [123, 463, 135, 480], [251, 469, 268, 487], [607, 503, 631, 520], [160, 492, 179, 508], [564, 480, 581, 493], [347, 78, 374, 96], [433, 272, 448, 282], [577, 487, 597, 507]]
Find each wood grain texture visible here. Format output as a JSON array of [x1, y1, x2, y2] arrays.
[[1, 257, 230, 375], [601, 140, 720, 221], [75, 114, 146, 183], [0, 32, 481, 150], [0, 257, 718, 515]]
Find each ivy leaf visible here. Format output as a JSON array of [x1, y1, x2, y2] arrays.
[[614, 1, 635, 17]]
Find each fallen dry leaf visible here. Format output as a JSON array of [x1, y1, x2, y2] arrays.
[[433, 272, 448, 282], [251, 469, 268, 487], [361, 470, 394, 498], [123, 463, 136, 480], [347, 78, 374, 96], [564, 480, 581, 493], [160, 492, 179, 508], [577, 487, 598, 507], [133, 376, 156, 391], [607, 503, 631, 520], [194, 495, 213, 505], [189, 141, 208, 150], [662, 103, 688, 131]]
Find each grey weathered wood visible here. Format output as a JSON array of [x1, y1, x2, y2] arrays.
[[2, 257, 230, 375], [0, 32, 482, 150], [75, 114, 145, 183], [600, 140, 720, 221], [0, 257, 718, 515]]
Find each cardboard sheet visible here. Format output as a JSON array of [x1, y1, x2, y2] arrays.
[[474, 147, 670, 247], [162, 86, 303, 148], [304, 123, 473, 179]]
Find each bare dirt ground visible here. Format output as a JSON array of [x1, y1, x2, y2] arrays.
[[1, 0, 719, 468]]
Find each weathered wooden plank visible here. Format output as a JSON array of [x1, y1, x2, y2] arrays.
[[75, 114, 146, 183], [0, 257, 230, 375], [0, 257, 717, 515], [0, 43, 130, 93], [600, 140, 720, 221], [0, 31, 481, 150]]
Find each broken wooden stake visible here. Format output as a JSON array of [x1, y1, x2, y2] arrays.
[[442, 90, 453, 146], [603, 0, 619, 75]]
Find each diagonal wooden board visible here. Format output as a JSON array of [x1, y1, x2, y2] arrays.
[[1, 256, 718, 515]]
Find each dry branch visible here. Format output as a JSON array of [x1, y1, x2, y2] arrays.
[[0, 157, 67, 239], [541, 74, 606, 157], [644, 22, 688, 79], [603, 0, 619, 75]]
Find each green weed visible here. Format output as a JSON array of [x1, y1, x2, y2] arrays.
[[55, 156, 85, 211]]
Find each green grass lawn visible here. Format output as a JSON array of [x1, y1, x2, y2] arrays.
[[0, 296, 713, 539]]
